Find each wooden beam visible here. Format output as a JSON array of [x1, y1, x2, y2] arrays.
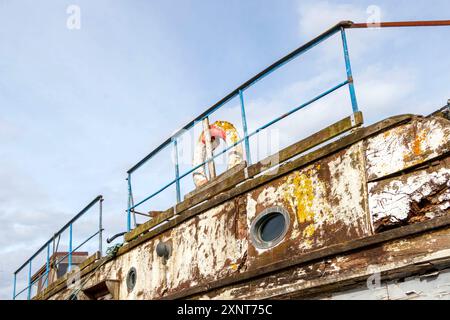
[[272, 257, 450, 300], [247, 111, 363, 177], [161, 214, 450, 300], [39, 210, 450, 300], [124, 207, 175, 242], [39, 183, 449, 300], [123, 114, 414, 250], [82, 279, 120, 300], [185, 161, 247, 200]]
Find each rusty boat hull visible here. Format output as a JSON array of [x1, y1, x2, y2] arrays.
[[35, 107, 450, 300]]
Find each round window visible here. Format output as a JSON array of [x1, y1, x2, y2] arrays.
[[250, 206, 290, 249], [126, 267, 137, 292]]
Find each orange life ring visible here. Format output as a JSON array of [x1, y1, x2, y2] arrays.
[[193, 121, 243, 187]]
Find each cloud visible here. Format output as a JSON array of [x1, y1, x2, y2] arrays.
[[296, 1, 399, 65], [295, 0, 425, 124], [0, 118, 21, 143], [355, 64, 417, 120], [0, 160, 114, 300], [298, 1, 369, 38]]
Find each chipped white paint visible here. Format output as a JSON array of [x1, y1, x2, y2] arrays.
[[194, 231, 450, 300], [197, 201, 246, 279], [327, 142, 371, 236], [165, 217, 198, 291], [246, 183, 302, 254], [246, 142, 370, 255], [368, 167, 450, 227], [245, 195, 257, 221], [51, 200, 244, 300], [44, 115, 450, 301], [365, 117, 450, 180], [325, 261, 450, 300]]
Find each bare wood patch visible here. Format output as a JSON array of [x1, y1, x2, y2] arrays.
[[190, 226, 450, 300], [369, 156, 450, 232]]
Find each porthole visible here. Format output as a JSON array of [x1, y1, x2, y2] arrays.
[[250, 206, 290, 249], [126, 267, 137, 292], [156, 241, 171, 259]]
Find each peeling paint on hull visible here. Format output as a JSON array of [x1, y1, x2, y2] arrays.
[[369, 160, 450, 231], [365, 117, 450, 180], [38, 114, 450, 301], [244, 142, 371, 267]]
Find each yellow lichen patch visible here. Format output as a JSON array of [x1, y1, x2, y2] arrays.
[[284, 171, 315, 224], [303, 224, 315, 238], [213, 121, 240, 143]]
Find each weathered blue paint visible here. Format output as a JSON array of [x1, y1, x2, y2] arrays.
[[68, 223, 73, 271], [13, 274, 16, 300], [124, 22, 361, 223], [27, 260, 32, 300], [174, 138, 181, 203], [126, 23, 345, 175], [127, 174, 132, 232], [99, 197, 103, 256], [129, 80, 349, 211], [340, 27, 359, 113], [239, 89, 252, 165], [12, 196, 103, 300], [45, 242, 50, 287]]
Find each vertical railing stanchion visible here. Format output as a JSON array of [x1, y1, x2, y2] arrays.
[[51, 235, 55, 286], [52, 234, 56, 260], [202, 117, 217, 180], [174, 138, 181, 203], [27, 260, 32, 300], [99, 197, 103, 256], [45, 243, 50, 287], [13, 273, 17, 300], [127, 174, 132, 232], [68, 223, 73, 272], [340, 27, 359, 113], [239, 89, 252, 165]]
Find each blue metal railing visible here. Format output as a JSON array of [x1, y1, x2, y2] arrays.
[[125, 21, 359, 230], [11, 19, 450, 300], [12, 196, 103, 300]]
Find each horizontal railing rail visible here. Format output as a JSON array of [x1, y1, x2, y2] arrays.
[[126, 21, 354, 175], [124, 21, 360, 231], [124, 20, 450, 232], [11, 19, 450, 301], [128, 79, 350, 212], [12, 196, 103, 300], [126, 19, 450, 172]]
